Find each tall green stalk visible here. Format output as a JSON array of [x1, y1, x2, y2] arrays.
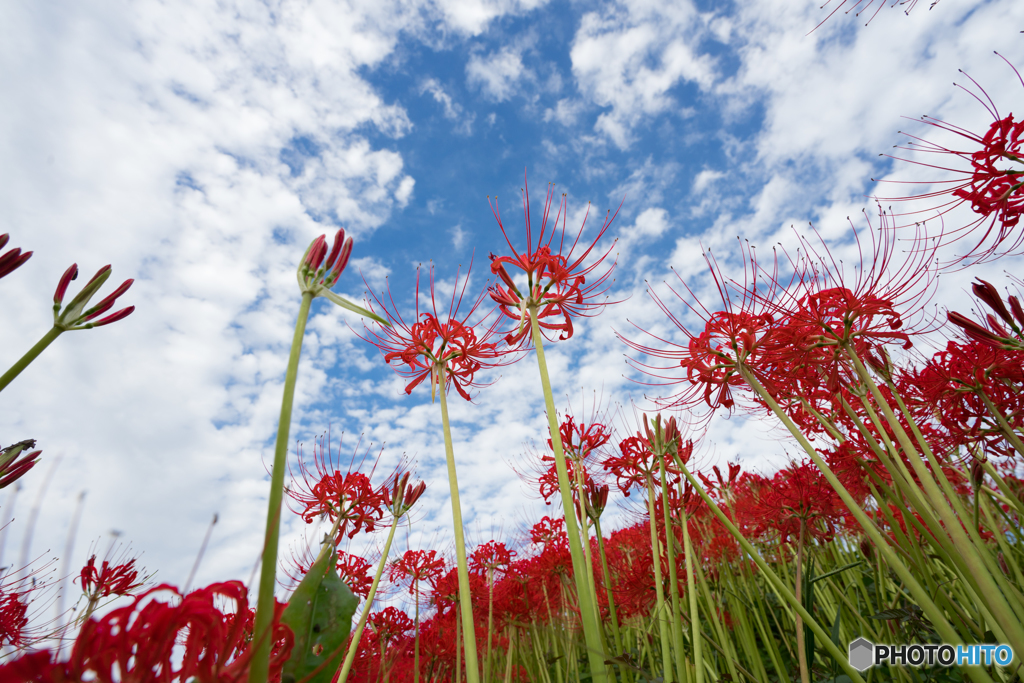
[[438, 367, 481, 683], [0, 327, 62, 393], [338, 515, 402, 683], [249, 289, 313, 683], [528, 309, 608, 683]]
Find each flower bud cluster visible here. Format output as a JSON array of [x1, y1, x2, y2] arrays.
[[52, 263, 134, 330]]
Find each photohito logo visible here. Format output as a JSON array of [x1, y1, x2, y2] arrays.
[[848, 638, 1015, 671]]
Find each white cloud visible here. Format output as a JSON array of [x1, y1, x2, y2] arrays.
[[570, 0, 716, 148], [466, 48, 528, 101]]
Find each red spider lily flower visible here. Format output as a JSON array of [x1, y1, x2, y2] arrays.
[[469, 541, 516, 576], [368, 606, 415, 644], [389, 550, 447, 595], [602, 427, 683, 498], [79, 555, 144, 600], [52, 263, 134, 330], [529, 516, 568, 550], [287, 432, 386, 541], [535, 457, 596, 505], [360, 263, 519, 401], [0, 440, 41, 489], [284, 545, 375, 598], [742, 460, 848, 546], [2, 582, 293, 683], [620, 242, 791, 413], [547, 414, 611, 461], [0, 234, 32, 281], [488, 172, 622, 346], [0, 587, 28, 648], [906, 340, 1024, 456], [875, 56, 1024, 265]]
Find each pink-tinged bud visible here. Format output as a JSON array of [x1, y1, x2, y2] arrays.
[[972, 279, 1014, 325], [1010, 295, 1024, 328], [860, 536, 875, 562], [54, 264, 79, 305], [970, 459, 986, 491], [323, 229, 345, 273], [83, 279, 134, 321], [90, 306, 134, 327], [0, 248, 32, 279], [332, 234, 354, 280], [0, 440, 40, 489], [948, 311, 1003, 346], [305, 235, 327, 271]]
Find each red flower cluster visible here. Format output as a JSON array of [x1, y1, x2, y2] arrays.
[[78, 555, 143, 601], [288, 433, 386, 540], [488, 174, 622, 345], [361, 265, 517, 401], [0, 582, 292, 683]]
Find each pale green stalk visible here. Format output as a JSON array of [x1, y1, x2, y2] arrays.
[[0, 326, 64, 393], [337, 514, 401, 683], [249, 290, 313, 683], [656, 454, 685, 683], [681, 511, 702, 683], [846, 350, 1024, 653], [644, 476, 674, 683], [527, 310, 608, 683], [672, 457, 875, 683], [735, 364, 997, 683], [437, 371, 481, 683], [592, 517, 625, 664]]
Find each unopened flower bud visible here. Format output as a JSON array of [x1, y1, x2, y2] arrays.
[[0, 237, 33, 280], [54, 264, 79, 306], [998, 552, 1010, 576], [0, 440, 41, 489], [970, 459, 986, 492], [972, 279, 1014, 325], [860, 536, 875, 562]]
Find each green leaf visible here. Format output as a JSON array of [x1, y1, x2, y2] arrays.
[[280, 548, 358, 683], [318, 288, 391, 326], [830, 607, 842, 648], [811, 561, 864, 584]]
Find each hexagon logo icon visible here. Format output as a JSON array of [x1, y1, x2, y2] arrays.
[[849, 638, 875, 672]]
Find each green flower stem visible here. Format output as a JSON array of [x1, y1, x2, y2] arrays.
[[673, 457, 873, 683], [848, 351, 1024, 653], [249, 289, 313, 683], [645, 477, 674, 683], [337, 514, 401, 683], [592, 517, 625, 664], [657, 454, 685, 682], [682, 512, 702, 683], [0, 326, 63, 394], [437, 371, 481, 683], [735, 364, 998, 683], [527, 310, 608, 683]]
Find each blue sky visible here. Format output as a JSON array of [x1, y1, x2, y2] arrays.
[[1, 0, 1023, 624]]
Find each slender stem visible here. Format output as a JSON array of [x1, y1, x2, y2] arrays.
[[527, 310, 608, 683], [682, 513, 702, 683], [438, 370, 481, 683], [0, 326, 63, 394], [735, 364, 997, 683], [795, 523, 809, 683], [249, 290, 313, 683], [338, 515, 401, 683], [646, 477, 674, 683], [658, 454, 685, 682]]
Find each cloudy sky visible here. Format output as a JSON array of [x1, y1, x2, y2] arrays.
[[1, 0, 1023, 624]]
